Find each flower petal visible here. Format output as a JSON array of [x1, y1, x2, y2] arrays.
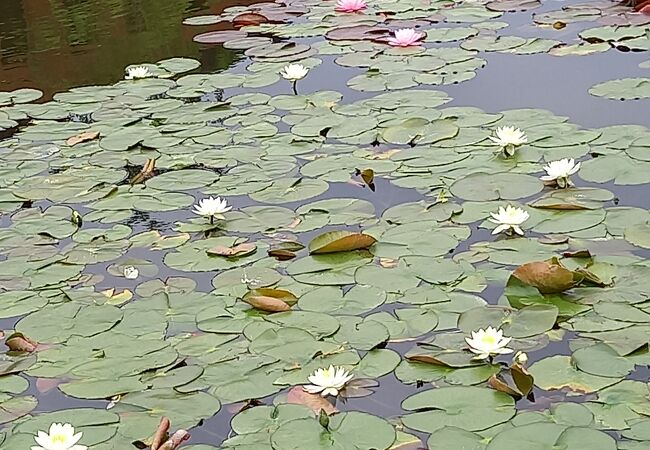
[[492, 224, 509, 235], [303, 384, 324, 394]]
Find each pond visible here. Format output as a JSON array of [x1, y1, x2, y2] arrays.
[[1, 0, 650, 449]]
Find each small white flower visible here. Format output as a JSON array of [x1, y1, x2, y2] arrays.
[[32, 422, 87, 450], [465, 326, 514, 360], [540, 158, 581, 188], [280, 64, 309, 81], [514, 351, 528, 365], [488, 205, 529, 236], [489, 126, 527, 156], [125, 66, 152, 80], [123, 265, 139, 280], [303, 365, 353, 397], [193, 196, 232, 220]]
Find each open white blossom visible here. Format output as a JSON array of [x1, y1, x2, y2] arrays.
[[489, 126, 527, 156], [303, 365, 353, 397], [465, 327, 514, 360], [540, 158, 581, 188], [32, 422, 87, 450], [280, 63, 309, 81], [489, 205, 529, 236], [124, 66, 152, 80], [193, 196, 231, 222]]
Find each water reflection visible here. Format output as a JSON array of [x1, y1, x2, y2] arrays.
[[0, 0, 257, 97]]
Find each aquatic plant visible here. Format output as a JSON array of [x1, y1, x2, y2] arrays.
[[303, 366, 354, 397], [540, 158, 581, 188], [387, 28, 425, 47], [489, 126, 528, 157], [465, 327, 514, 360], [489, 206, 530, 236], [32, 423, 86, 450]]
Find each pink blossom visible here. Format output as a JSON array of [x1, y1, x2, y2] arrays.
[[387, 28, 425, 47], [335, 0, 367, 13]]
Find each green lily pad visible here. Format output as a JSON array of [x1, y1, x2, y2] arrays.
[[271, 411, 396, 450], [402, 386, 516, 433]]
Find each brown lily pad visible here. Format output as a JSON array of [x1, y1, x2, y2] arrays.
[[242, 287, 297, 312], [233, 13, 269, 28], [308, 230, 376, 254], [511, 259, 582, 294], [286, 386, 337, 415], [66, 131, 99, 146], [5, 332, 37, 353]]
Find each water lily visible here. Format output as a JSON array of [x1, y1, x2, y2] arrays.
[[540, 158, 581, 188], [489, 205, 529, 236], [387, 28, 425, 47], [32, 423, 87, 450], [280, 63, 309, 95], [303, 365, 353, 397], [489, 126, 527, 156], [123, 265, 139, 280], [335, 0, 367, 13], [280, 63, 309, 81], [124, 66, 152, 80], [193, 196, 232, 224], [465, 327, 514, 360]]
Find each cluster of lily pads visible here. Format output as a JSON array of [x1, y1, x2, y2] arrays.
[[1, 0, 650, 449]]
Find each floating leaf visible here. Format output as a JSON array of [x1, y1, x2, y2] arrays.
[[5, 333, 37, 353], [511, 363, 534, 398], [66, 131, 99, 146], [402, 386, 516, 433], [354, 168, 376, 191], [207, 243, 257, 258], [308, 230, 376, 254], [529, 355, 621, 394], [242, 288, 297, 312], [193, 30, 248, 44], [510, 259, 582, 294], [285, 386, 337, 415], [271, 411, 396, 450]]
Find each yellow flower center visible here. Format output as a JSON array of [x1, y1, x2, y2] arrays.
[[482, 335, 496, 345], [52, 433, 67, 443]]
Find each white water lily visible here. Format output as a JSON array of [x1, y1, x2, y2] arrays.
[[32, 422, 87, 450], [123, 265, 139, 280], [465, 326, 514, 360], [303, 365, 353, 397], [280, 63, 309, 81], [540, 158, 581, 188], [489, 126, 527, 156], [488, 205, 529, 236], [124, 65, 152, 80], [193, 196, 232, 223]]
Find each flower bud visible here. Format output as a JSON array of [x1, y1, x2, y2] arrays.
[[514, 351, 528, 365]]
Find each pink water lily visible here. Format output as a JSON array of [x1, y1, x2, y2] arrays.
[[335, 0, 367, 13], [387, 28, 425, 47]]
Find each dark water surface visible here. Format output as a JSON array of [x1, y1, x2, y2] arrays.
[[0, 0, 253, 97]]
